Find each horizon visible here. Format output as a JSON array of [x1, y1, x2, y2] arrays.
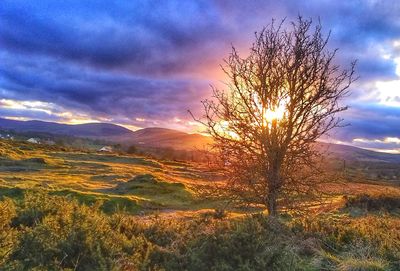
[[1, 1, 400, 153], [2, 115, 400, 155]]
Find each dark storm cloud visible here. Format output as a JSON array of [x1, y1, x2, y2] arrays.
[[0, 1, 230, 76], [333, 104, 400, 142], [1, 0, 400, 148], [0, 51, 210, 123], [2, 0, 398, 78], [216, 0, 400, 80]]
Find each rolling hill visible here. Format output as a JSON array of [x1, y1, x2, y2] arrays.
[[1, 117, 399, 163], [0, 118, 212, 150], [121, 128, 212, 150], [0, 118, 132, 137], [319, 142, 400, 163]]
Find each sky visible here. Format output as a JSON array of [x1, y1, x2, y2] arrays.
[[0, 0, 400, 152]]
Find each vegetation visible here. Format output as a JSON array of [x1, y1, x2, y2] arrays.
[[0, 136, 399, 270], [0, 192, 399, 270], [0, 139, 218, 214], [195, 17, 356, 215]]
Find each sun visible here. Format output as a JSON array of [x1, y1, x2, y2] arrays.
[[253, 94, 288, 127], [258, 99, 287, 127], [263, 106, 286, 123]]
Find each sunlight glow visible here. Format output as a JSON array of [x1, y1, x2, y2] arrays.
[[254, 95, 288, 127], [0, 99, 54, 115], [374, 57, 400, 107], [215, 120, 240, 140], [263, 105, 286, 123], [375, 80, 400, 107], [354, 137, 400, 144]]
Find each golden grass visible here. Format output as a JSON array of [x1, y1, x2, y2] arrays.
[[1, 138, 399, 216]]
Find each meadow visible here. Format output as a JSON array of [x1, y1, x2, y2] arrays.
[[0, 139, 224, 214], [0, 139, 400, 270]]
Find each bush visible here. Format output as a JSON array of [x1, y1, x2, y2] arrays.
[[0, 198, 16, 266], [1, 192, 399, 271], [127, 145, 137, 154], [2, 193, 154, 271], [181, 215, 306, 271], [292, 214, 400, 270], [344, 194, 400, 213]]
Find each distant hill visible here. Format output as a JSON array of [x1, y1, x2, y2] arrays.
[[1, 118, 399, 163], [125, 128, 212, 150], [0, 118, 132, 137], [0, 118, 212, 150], [318, 142, 400, 164]]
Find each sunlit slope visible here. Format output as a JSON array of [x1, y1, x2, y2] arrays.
[[1, 139, 399, 217], [318, 142, 400, 182], [0, 118, 212, 150], [0, 140, 218, 213], [0, 117, 133, 137]]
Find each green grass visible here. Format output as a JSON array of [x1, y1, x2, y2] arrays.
[[0, 185, 142, 214], [0, 139, 221, 213], [1, 139, 400, 270], [50, 189, 141, 213], [52, 152, 163, 168], [112, 174, 195, 207], [0, 186, 24, 200]]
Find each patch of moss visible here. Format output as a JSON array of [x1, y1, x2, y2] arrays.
[[50, 189, 141, 214], [0, 186, 24, 200], [115, 174, 194, 208]]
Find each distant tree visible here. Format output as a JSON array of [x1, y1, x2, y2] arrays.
[[127, 145, 138, 154], [113, 143, 122, 151], [195, 17, 356, 215]]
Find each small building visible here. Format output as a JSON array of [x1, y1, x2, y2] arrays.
[[99, 146, 113, 152], [0, 134, 13, 139], [27, 138, 40, 144]]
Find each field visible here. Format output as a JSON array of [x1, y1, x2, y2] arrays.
[[0, 139, 228, 215], [1, 139, 399, 215], [1, 139, 400, 270]]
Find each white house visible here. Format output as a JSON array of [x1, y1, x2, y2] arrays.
[[99, 146, 113, 152], [27, 138, 40, 144]]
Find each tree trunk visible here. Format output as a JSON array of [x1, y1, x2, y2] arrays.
[[266, 120, 281, 216], [267, 190, 278, 216], [266, 167, 280, 216]]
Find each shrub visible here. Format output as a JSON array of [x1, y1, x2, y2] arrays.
[[127, 145, 138, 154], [344, 194, 400, 213], [293, 214, 400, 270], [182, 215, 304, 271], [0, 198, 16, 266], [3, 193, 154, 271], [1, 192, 399, 271]]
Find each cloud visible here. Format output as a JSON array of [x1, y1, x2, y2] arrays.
[[1, 0, 400, 149], [0, 1, 231, 77], [332, 103, 400, 142], [0, 51, 211, 124]]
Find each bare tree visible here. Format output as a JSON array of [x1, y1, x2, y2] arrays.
[[195, 17, 356, 216]]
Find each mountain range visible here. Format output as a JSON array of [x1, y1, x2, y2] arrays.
[[0, 118, 212, 150], [0, 117, 399, 163]]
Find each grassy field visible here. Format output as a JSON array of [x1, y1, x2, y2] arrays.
[[0, 140, 400, 215], [1, 139, 399, 216], [1, 139, 400, 270], [0, 139, 227, 214]]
